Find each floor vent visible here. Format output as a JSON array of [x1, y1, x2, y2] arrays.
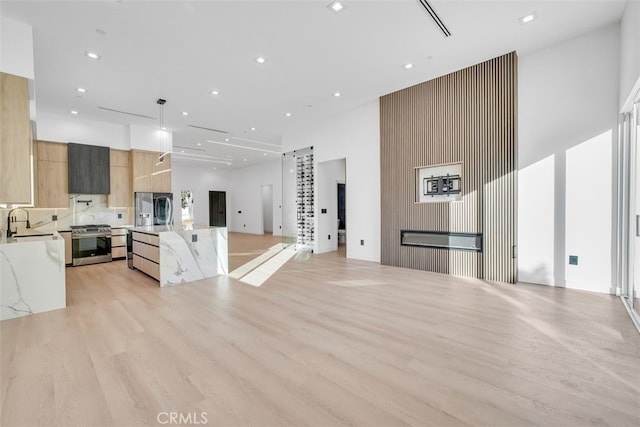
[[417, 0, 452, 37]]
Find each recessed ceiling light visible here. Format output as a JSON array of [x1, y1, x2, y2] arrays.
[[70, 110, 79, 115], [263, 153, 267, 156], [255, 57, 267, 64], [181, 150, 185, 153], [227, 162, 232, 166], [333, 92, 342, 97], [85, 51, 101, 60], [213, 167, 217, 170], [76, 87, 87, 93], [403, 63, 414, 70], [211, 90, 220, 96], [243, 158, 247, 162], [182, 111, 189, 116], [285, 112, 292, 117], [519, 12, 537, 24], [197, 142, 202, 146], [327, 1, 346, 13], [250, 127, 256, 131]]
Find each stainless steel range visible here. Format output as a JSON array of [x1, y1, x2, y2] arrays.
[[71, 224, 112, 266]]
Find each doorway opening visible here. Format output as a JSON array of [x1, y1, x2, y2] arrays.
[[337, 182, 346, 255], [209, 191, 226, 227], [261, 185, 273, 235]]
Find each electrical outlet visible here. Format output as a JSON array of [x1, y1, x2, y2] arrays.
[[360, 239, 364, 246], [321, 208, 327, 214], [569, 255, 578, 265], [117, 213, 123, 219], [52, 215, 58, 221], [192, 234, 198, 242], [328, 234, 331, 240]]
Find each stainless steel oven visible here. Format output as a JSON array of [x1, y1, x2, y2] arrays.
[[71, 224, 112, 266]]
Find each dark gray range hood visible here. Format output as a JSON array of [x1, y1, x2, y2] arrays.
[[67, 142, 110, 194]]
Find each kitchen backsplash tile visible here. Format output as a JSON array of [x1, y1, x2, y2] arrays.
[[1, 194, 133, 234]]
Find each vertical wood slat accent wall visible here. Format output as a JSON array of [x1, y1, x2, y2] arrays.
[[380, 52, 517, 283]]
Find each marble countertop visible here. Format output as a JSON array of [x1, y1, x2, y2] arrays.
[[130, 225, 226, 235], [0, 231, 62, 245]]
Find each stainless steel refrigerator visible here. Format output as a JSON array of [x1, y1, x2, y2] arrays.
[[134, 192, 173, 226]]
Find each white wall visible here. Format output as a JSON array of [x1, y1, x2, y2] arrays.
[[36, 111, 130, 149], [518, 24, 620, 293], [282, 100, 380, 262], [620, 1, 640, 111], [316, 159, 345, 254], [130, 124, 173, 152], [171, 161, 230, 227], [35, 114, 174, 153], [0, 17, 34, 79], [226, 159, 282, 235]]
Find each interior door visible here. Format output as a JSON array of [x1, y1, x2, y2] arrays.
[[209, 191, 227, 227]]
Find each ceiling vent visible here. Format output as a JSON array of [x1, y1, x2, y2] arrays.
[[188, 124, 229, 134], [98, 106, 156, 120], [417, 0, 452, 37]]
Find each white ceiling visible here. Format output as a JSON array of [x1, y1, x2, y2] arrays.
[[0, 0, 627, 169]]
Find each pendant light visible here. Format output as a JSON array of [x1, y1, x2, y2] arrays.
[[157, 98, 170, 163]]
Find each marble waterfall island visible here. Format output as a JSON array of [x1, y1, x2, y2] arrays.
[[130, 225, 228, 287], [0, 233, 66, 321]]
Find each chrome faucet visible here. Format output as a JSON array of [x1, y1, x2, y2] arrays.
[[6, 208, 31, 238]]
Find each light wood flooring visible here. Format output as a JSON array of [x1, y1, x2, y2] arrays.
[[1, 246, 639, 426], [228, 232, 283, 271]]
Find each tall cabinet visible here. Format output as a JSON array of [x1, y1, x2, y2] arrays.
[[34, 140, 69, 209], [0, 72, 32, 204], [131, 150, 172, 193], [108, 149, 132, 207]]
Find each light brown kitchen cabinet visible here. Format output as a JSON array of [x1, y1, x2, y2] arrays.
[[131, 231, 160, 280], [108, 149, 132, 207], [131, 150, 153, 193], [35, 140, 69, 209], [132, 150, 171, 193], [0, 72, 32, 204], [111, 228, 128, 259], [153, 153, 171, 193]]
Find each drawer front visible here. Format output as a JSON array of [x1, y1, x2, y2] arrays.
[[133, 254, 159, 281], [132, 240, 160, 263], [112, 246, 126, 259], [111, 235, 126, 247], [111, 228, 128, 236], [132, 231, 159, 246]]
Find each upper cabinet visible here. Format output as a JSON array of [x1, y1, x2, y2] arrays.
[[153, 153, 171, 193], [108, 149, 132, 208], [35, 140, 69, 209], [0, 72, 32, 204], [68, 143, 110, 194], [132, 150, 171, 193]]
